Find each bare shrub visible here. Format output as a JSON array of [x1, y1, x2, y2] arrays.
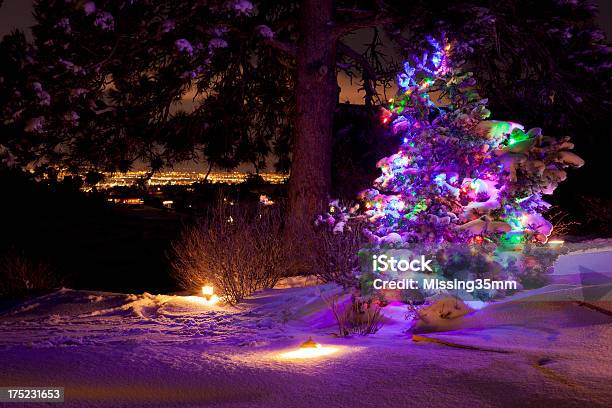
[[309, 219, 366, 288], [169, 197, 288, 304], [545, 206, 579, 236], [323, 292, 384, 336], [323, 293, 350, 336], [0, 249, 60, 298]]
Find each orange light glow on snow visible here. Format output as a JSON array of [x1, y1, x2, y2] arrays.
[[206, 295, 220, 305], [196, 286, 219, 305], [279, 339, 339, 360], [189, 294, 219, 306]]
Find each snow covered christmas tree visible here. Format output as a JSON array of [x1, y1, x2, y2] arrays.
[[360, 37, 584, 249]]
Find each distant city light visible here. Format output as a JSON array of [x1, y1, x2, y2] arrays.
[[106, 197, 144, 205], [86, 170, 288, 189], [259, 195, 274, 205]]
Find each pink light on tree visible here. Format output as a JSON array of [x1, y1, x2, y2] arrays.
[[360, 37, 584, 249]]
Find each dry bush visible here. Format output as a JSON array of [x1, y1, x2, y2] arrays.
[[323, 293, 384, 336], [169, 198, 288, 304], [545, 206, 579, 236], [309, 220, 366, 288], [0, 249, 60, 298]]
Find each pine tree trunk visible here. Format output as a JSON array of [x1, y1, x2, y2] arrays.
[[286, 0, 336, 238]]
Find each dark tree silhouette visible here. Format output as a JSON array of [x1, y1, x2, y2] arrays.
[[0, 0, 403, 236], [0, 0, 608, 236], [403, 0, 610, 136]]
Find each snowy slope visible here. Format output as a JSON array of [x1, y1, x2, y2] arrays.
[[0, 246, 611, 407]]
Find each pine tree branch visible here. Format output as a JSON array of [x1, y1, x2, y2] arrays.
[[338, 41, 380, 106], [333, 14, 398, 37], [337, 42, 377, 81], [263, 38, 298, 58]]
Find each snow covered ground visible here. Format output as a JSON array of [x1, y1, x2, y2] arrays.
[[0, 244, 611, 407]]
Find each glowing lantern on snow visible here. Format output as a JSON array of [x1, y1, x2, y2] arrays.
[[300, 338, 319, 348], [201, 285, 219, 305], [279, 338, 339, 360]]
